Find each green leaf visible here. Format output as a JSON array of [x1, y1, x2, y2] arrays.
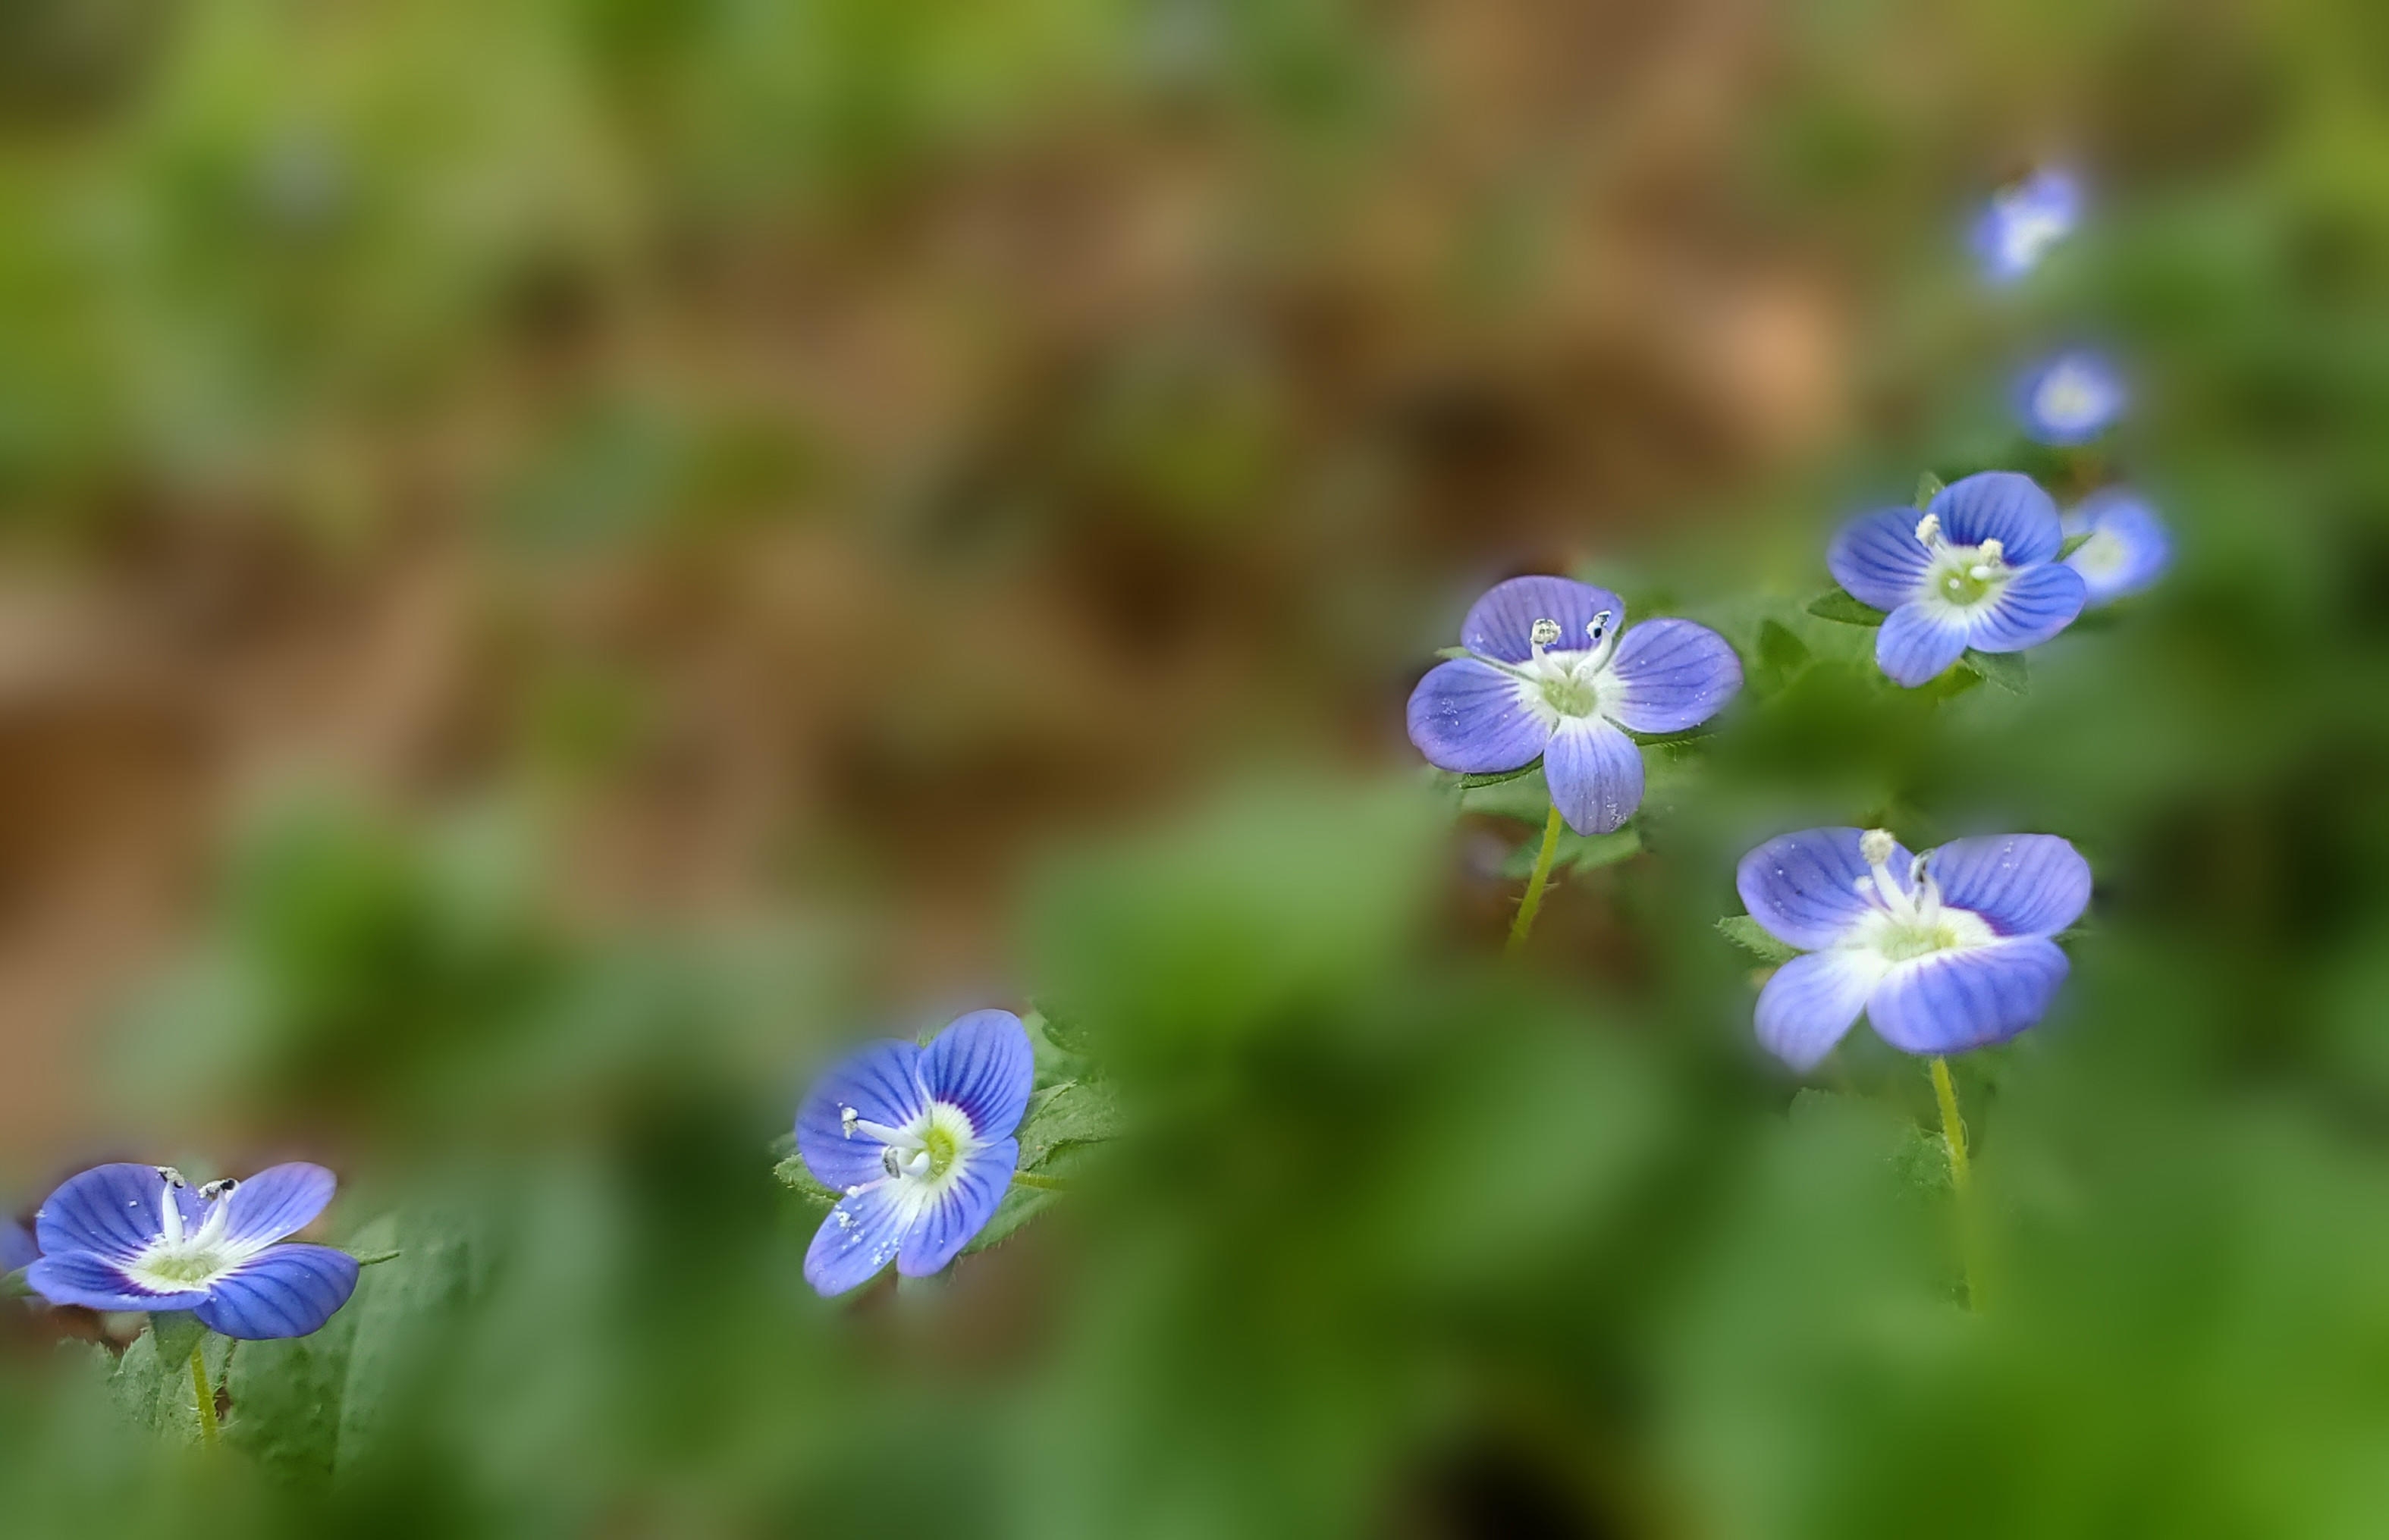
[[1, 1266, 27, 1297], [1716, 914, 1802, 964], [1455, 760, 1542, 791], [2057, 529, 2094, 560], [148, 1310, 207, 1368], [1960, 648, 2029, 694], [1806, 588, 1887, 626], [228, 1308, 359, 1481], [1751, 618, 1813, 697], [1914, 471, 1945, 510], [347, 1249, 404, 1267], [1015, 1078, 1122, 1171], [962, 1175, 1066, 1255], [773, 1156, 842, 1209], [1433, 645, 1477, 661], [109, 1320, 230, 1443]]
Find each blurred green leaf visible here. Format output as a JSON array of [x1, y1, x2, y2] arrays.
[[2057, 529, 2094, 559], [1500, 824, 1641, 878], [1914, 471, 1945, 510], [1455, 760, 1542, 791], [1960, 648, 2029, 694], [1016, 1078, 1122, 1171], [1807, 588, 1887, 626]]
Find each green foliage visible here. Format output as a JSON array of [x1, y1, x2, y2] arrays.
[[1807, 587, 1888, 626], [1716, 914, 1802, 964], [1960, 648, 2029, 694]]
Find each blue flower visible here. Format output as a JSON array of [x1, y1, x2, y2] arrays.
[[26, 1164, 358, 1339], [795, 1008, 1034, 1296], [1407, 576, 1742, 834], [2, 1216, 33, 1274], [1829, 472, 2087, 688], [1737, 827, 2091, 1070], [2017, 350, 2125, 445], [2062, 487, 2171, 604], [1973, 168, 2082, 284]]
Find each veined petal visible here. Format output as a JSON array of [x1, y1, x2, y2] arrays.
[[215, 1164, 337, 1250], [1599, 619, 1742, 733], [1966, 563, 2085, 652], [805, 1182, 910, 1297], [1876, 603, 1973, 688], [192, 1245, 359, 1340], [1460, 576, 1626, 664], [1737, 827, 1917, 951], [25, 1251, 209, 1314], [1407, 657, 1555, 773], [35, 1163, 187, 1264], [1756, 950, 1885, 1071], [1543, 714, 1643, 836], [1931, 472, 2063, 564], [921, 1012, 1034, 1141], [1827, 508, 1933, 611], [1866, 938, 2070, 1055], [899, 1137, 1018, 1277], [2064, 491, 2172, 604], [796, 1040, 929, 1193], [1926, 836, 2090, 939]]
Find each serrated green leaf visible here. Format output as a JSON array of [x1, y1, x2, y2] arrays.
[[2057, 529, 2094, 559], [1807, 588, 1887, 626], [1016, 1079, 1122, 1171], [1716, 914, 1802, 963], [110, 1321, 230, 1443], [1914, 471, 1945, 510], [148, 1310, 207, 1368], [773, 1156, 842, 1208], [1027, 1000, 1097, 1059], [1960, 648, 2029, 694], [227, 1308, 357, 1481], [962, 1178, 1063, 1255]]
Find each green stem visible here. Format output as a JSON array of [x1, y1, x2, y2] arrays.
[[190, 1342, 219, 1447], [1506, 805, 1566, 955], [1930, 1055, 1983, 1311], [1010, 1171, 1071, 1193]]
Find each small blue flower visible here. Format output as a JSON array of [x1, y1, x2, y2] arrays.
[[1407, 576, 1741, 835], [2017, 350, 2125, 445], [27, 1164, 358, 1339], [1737, 827, 2091, 1070], [795, 1008, 1033, 1297], [2, 1215, 33, 1274], [1973, 168, 2082, 284], [1829, 472, 2087, 688], [2062, 487, 2172, 604]]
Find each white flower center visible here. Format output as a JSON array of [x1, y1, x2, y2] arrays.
[[2034, 362, 2114, 432], [1913, 513, 2011, 611], [839, 1099, 982, 1203], [122, 1171, 257, 1294], [1846, 830, 1994, 964], [2069, 525, 2128, 580], [1500, 610, 1619, 721]]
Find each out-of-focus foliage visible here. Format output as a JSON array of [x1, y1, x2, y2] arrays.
[[4, 0, 2389, 1537]]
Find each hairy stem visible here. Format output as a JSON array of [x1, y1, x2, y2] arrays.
[[1930, 1055, 1984, 1311], [190, 1341, 219, 1447]]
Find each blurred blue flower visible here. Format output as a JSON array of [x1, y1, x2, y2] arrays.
[[27, 1164, 358, 1339], [1829, 472, 2088, 687], [1408, 576, 1741, 834], [2017, 350, 2126, 444], [796, 1009, 1033, 1296], [2, 1216, 33, 1274], [1973, 168, 2082, 284], [1737, 827, 2090, 1071], [2063, 487, 2173, 604]]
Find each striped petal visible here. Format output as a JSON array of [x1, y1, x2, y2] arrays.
[[2064, 491, 2172, 604], [191, 1244, 359, 1340], [1460, 576, 1626, 664], [805, 1182, 909, 1297], [1966, 564, 2085, 653], [1407, 657, 1554, 773], [1543, 714, 1643, 836], [796, 1040, 929, 1193], [1827, 508, 1933, 611], [899, 1137, 1019, 1277], [215, 1164, 337, 1250], [1926, 836, 2090, 939], [1876, 603, 1973, 688], [1865, 939, 2070, 1055], [25, 1251, 209, 1314], [1737, 827, 1917, 951], [1756, 949, 1885, 1072], [35, 1163, 189, 1265], [1931, 472, 2064, 565], [1598, 618, 1742, 733], [921, 1011, 1034, 1142]]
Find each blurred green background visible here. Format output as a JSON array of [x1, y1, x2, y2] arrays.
[[5, 0, 2389, 1535]]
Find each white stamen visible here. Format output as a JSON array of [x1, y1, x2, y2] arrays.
[[1586, 609, 1614, 645], [839, 1106, 859, 1140], [1913, 513, 1942, 547], [1529, 617, 1562, 651], [1858, 828, 1897, 867], [155, 1171, 187, 1246]]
